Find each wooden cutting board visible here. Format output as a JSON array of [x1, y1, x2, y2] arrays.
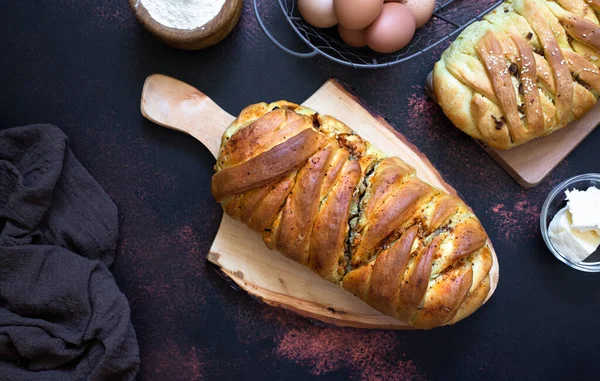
[[426, 73, 599, 188], [140, 74, 499, 329]]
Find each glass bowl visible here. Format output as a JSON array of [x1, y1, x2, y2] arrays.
[[540, 173, 600, 272]]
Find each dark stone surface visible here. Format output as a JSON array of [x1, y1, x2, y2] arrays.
[[2, 1, 599, 380]]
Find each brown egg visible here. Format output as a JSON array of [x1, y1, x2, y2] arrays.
[[365, 3, 416, 53], [334, 0, 384, 30], [338, 25, 367, 47], [391, 0, 435, 28], [298, 0, 338, 28]]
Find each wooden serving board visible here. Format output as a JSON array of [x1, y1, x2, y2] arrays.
[[140, 74, 499, 329], [426, 73, 599, 188]]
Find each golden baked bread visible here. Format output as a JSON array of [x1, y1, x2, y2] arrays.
[[433, 0, 600, 149], [211, 101, 495, 329]]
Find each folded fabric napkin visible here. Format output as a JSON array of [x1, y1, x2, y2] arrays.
[[0, 125, 139, 380]]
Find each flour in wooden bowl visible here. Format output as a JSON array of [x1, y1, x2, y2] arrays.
[[138, 0, 226, 30]]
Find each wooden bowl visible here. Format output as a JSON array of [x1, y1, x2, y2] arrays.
[[128, 0, 243, 50]]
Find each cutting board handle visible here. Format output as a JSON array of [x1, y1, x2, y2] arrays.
[[140, 74, 235, 158]]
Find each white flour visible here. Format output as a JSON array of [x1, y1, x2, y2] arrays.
[[138, 0, 226, 30]]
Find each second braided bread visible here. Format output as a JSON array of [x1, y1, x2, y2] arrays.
[[433, 0, 600, 149]]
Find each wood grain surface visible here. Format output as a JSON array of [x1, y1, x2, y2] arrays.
[[140, 74, 499, 329], [426, 72, 599, 188]]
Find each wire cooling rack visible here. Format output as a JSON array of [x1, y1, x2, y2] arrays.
[[254, 0, 504, 68]]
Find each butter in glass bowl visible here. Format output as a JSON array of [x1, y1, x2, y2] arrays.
[[541, 174, 600, 272]]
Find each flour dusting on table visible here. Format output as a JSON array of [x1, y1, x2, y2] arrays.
[[141, 0, 226, 30]]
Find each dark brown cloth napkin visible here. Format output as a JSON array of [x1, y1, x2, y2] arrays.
[[0, 125, 139, 380]]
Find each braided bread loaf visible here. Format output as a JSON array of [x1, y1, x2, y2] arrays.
[[211, 101, 495, 329], [433, 0, 600, 149]]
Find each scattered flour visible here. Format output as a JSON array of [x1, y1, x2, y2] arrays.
[[140, 0, 226, 30]]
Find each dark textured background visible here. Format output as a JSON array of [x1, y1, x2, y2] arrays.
[[2, 1, 599, 380]]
